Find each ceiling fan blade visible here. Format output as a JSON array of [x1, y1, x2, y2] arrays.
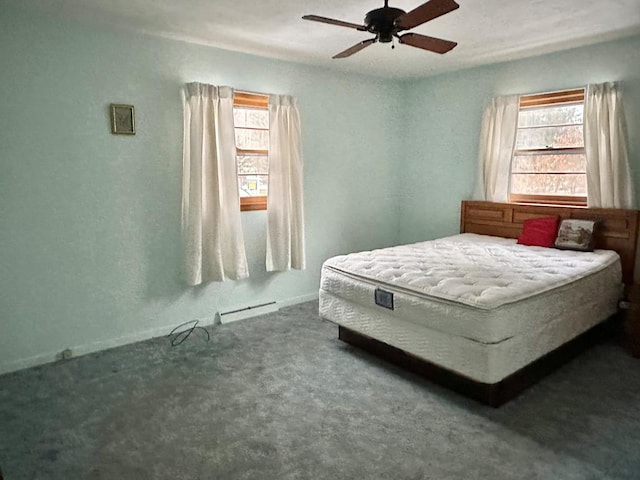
[[302, 15, 366, 31], [396, 0, 459, 31], [333, 38, 377, 59], [398, 33, 457, 54]]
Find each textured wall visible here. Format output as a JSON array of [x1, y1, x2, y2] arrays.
[[1, 5, 639, 373], [398, 35, 640, 245], [0, 7, 404, 372]]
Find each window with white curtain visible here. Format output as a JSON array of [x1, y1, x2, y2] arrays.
[[182, 84, 305, 282], [477, 82, 633, 209], [510, 89, 587, 206]]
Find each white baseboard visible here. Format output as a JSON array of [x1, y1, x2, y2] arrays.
[[0, 292, 320, 376], [278, 292, 319, 307], [218, 293, 318, 324], [0, 321, 180, 376]]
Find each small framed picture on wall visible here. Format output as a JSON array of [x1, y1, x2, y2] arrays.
[[110, 104, 135, 135]]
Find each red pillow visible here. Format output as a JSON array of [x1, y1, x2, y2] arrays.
[[517, 217, 560, 248]]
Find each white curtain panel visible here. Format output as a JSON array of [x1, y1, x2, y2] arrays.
[[266, 95, 306, 272], [474, 95, 519, 202], [584, 82, 635, 209], [182, 83, 249, 285]]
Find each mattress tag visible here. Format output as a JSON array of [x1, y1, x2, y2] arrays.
[[374, 288, 394, 310]]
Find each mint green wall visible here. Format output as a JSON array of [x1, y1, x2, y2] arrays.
[[0, 7, 404, 372], [398, 35, 640, 244], [2, 4, 639, 373]]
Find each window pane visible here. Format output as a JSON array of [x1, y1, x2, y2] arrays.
[[518, 104, 583, 128], [515, 125, 583, 150], [235, 128, 268, 150], [237, 155, 268, 175], [234, 108, 269, 129], [511, 174, 587, 196], [510, 91, 585, 205], [238, 175, 268, 197], [512, 154, 586, 173]]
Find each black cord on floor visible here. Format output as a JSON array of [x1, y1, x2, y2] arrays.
[[167, 320, 210, 347]]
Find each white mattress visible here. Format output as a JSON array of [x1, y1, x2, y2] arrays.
[[319, 234, 623, 383], [323, 233, 620, 310]]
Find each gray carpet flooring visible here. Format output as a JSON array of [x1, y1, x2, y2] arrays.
[[1, 301, 639, 480]]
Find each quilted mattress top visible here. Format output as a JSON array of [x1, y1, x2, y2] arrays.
[[322, 233, 620, 310]]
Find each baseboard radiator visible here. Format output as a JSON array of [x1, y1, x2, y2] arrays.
[[218, 301, 279, 324]]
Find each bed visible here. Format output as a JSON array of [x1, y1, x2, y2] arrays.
[[319, 201, 640, 406]]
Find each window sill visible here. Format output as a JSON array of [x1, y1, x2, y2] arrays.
[[509, 194, 587, 208], [240, 196, 267, 212], [509, 201, 588, 209]]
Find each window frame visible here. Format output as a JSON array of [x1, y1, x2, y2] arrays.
[[234, 91, 269, 212], [509, 88, 587, 207]]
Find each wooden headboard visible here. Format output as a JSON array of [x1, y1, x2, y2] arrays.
[[460, 201, 640, 286]]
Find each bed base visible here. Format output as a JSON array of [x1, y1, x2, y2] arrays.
[[339, 320, 615, 407]]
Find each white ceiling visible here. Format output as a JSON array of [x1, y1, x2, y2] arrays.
[[11, 0, 640, 78]]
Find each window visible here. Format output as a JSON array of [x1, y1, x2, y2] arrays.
[[233, 92, 269, 211], [510, 88, 586, 206]]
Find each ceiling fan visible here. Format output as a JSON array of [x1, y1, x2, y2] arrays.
[[302, 0, 459, 59]]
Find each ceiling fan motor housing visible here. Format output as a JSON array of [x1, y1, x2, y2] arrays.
[[364, 7, 406, 42]]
